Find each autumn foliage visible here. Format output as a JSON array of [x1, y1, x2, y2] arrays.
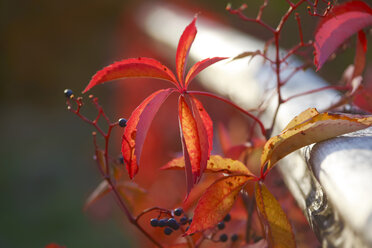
[[63, 1, 372, 247]]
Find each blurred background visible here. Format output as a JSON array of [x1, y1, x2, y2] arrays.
[[0, 0, 367, 247]]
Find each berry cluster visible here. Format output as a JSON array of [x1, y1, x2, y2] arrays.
[[149, 207, 192, 235], [214, 214, 239, 243]]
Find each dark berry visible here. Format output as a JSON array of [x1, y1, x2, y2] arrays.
[[231, 234, 238, 242], [185, 226, 190, 232], [173, 207, 183, 216], [188, 218, 192, 224], [223, 213, 231, 222], [158, 218, 168, 227], [64, 89, 74, 98], [219, 234, 228, 242], [164, 227, 173, 235], [180, 216, 188, 225], [167, 218, 179, 230], [118, 155, 124, 164], [150, 218, 158, 227], [217, 221, 225, 230], [118, 118, 127, 127]]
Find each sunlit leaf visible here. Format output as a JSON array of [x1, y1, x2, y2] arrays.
[[185, 175, 252, 235], [261, 108, 372, 171], [162, 155, 253, 175], [255, 182, 296, 248], [179, 96, 202, 183], [184, 57, 227, 87], [189, 96, 213, 174], [83, 57, 178, 93], [122, 88, 175, 178], [314, 1, 372, 70], [282, 108, 319, 131], [176, 17, 197, 84]]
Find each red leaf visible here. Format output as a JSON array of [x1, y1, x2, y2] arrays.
[[185, 175, 252, 235], [122, 88, 175, 178], [189, 96, 213, 175], [176, 17, 197, 85], [314, 1, 372, 70], [178, 96, 201, 183], [352, 30, 367, 79], [354, 84, 372, 113], [184, 57, 228, 88], [83, 57, 178, 93]]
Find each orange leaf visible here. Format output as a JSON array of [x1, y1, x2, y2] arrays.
[[179, 96, 201, 183], [255, 182, 295, 248], [261, 108, 372, 172], [83, 57, 178, 93], [176, 17, 197, 85], [162, 155, 253, 176], [189, 96, 213, 174], [185, 175, 252, 235], [122, 88, 174, 178]]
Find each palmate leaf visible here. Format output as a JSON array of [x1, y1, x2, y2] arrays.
[[189, 96, 213, 175], [255, 182, 295, 248], [314, 0, 372, 70], [176, 17, 197, 85], [83, 57, 179, 93], [179, 96, 201, 186], [184, 57, 228, 87], [261, 108, 372, 172], [185, 175, 253, 235], [122, 88, 175, 178]]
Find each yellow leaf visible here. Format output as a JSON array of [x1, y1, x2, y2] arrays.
[[282, 108, 319, 131], [255, 182, 295, 248], [161, 155, 253, 176], [261, 109, 372, 171]]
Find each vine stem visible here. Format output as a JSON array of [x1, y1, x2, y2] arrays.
[[187, 90, 267, 138], [67, 96, 165, 248]]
